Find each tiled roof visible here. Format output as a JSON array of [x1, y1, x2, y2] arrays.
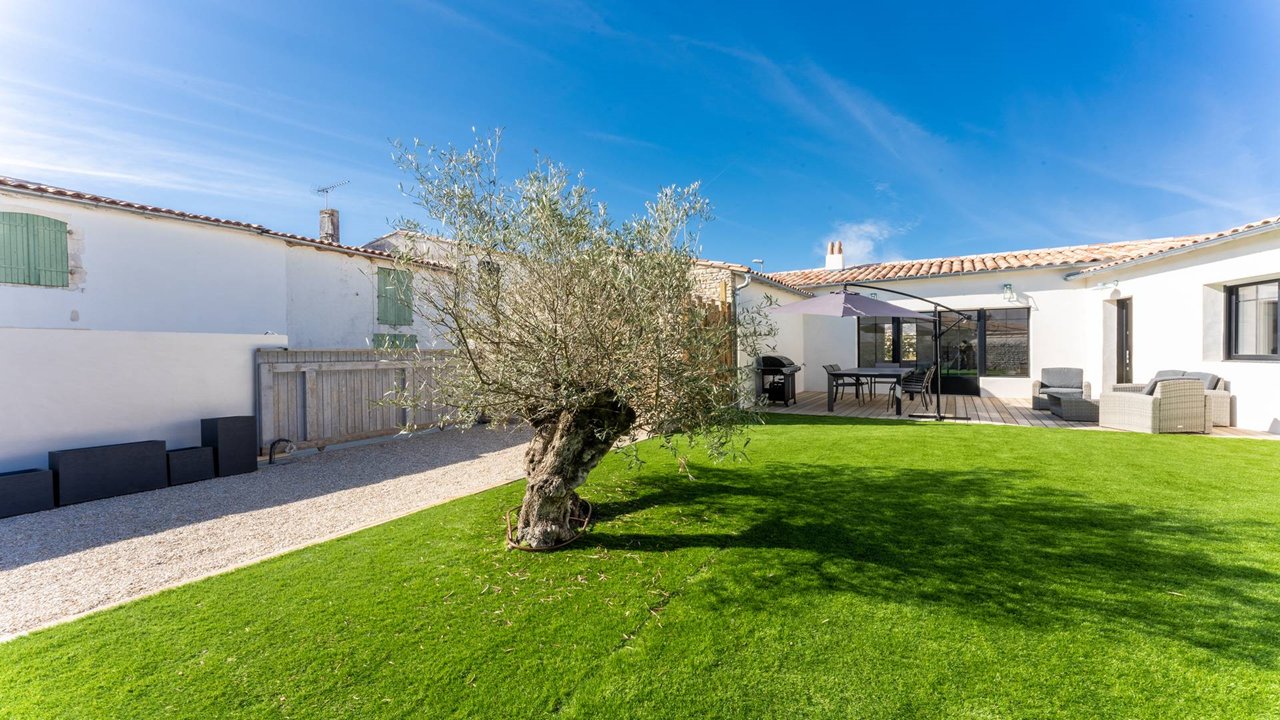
[[768, 217, 1280, 288], [694, 258, 813, 296], [0, 176, 451, 270], [1067, 214, 1280, 277]]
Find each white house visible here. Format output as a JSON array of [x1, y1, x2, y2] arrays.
[[0, 177, 447, 473], [5, 173, 1277, 477], [758, 218, 1280, 433]]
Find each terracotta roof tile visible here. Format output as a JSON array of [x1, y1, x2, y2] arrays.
[[766, 216, 1280, 288], [0, 176, 451, 270], [693, 258, 813, 296], [1071, 215, 1280, 276]]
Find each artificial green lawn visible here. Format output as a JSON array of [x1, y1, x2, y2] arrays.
[[3, 416, 1279, 718]]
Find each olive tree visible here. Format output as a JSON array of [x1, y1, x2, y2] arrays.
[[392, 132, 773, 549]]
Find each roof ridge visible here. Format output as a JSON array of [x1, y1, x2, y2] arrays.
[[766, 212, 1280, 287], [0, 175, 450, 270], [769, 235, 1187, 278]]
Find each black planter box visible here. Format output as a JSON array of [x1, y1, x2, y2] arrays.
[[167, 447, 215, 486], [201, 416, 257, 477], [49, 441, 167, 505], [0, 468, 55, 519]]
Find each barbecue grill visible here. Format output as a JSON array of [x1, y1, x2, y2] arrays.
[[756, 355, 800, 406]]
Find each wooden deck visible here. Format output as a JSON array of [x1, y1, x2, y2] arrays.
[[768, 391, 1279, 440]]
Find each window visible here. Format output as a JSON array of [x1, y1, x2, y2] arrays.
[[0, 212, 69, 287], [900, 322, 918, 362], [858, 317, 932, 367], [1228, 280, 1280, 359], [981, 308, 1030, 376], [859, 307, 1029, 377], [376, 267, 413, 326], [857, 317, 895, 366]]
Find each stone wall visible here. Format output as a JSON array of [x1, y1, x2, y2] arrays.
[[691, 266, 734, 306]]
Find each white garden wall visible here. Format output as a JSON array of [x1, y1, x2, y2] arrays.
[[0, 328, 281, 473]]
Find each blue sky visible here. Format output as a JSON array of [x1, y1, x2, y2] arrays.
[[3, 1, 1280, 271]]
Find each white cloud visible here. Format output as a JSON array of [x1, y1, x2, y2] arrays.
[[818, 219, 906, 265]]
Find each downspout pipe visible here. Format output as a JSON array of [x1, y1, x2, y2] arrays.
[[733, 272, 752, 406]]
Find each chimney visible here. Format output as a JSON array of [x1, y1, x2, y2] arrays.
[[320, 208, 340, 244], [824, 240, 845, 270]]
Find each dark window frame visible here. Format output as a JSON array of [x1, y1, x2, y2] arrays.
[[858, 306, 1031, 378], [979, 307, 1032, 378], [1226, 279, 1280, 361]]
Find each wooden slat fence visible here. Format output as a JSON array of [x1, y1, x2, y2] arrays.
[[255, 349, 448, 453]]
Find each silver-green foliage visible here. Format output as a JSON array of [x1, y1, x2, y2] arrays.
[[391, 131, 775, 468]]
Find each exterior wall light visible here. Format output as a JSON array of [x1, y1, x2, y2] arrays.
[[1002, 283, 1016, 302], [868, 292, 878, 299]]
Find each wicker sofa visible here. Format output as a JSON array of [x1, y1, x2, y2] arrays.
[[1031, 367, 1092, 410], [1110, 370, 1231, 427], [1099, 378, 1212, 434]]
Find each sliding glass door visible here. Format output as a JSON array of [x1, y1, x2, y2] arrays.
[[857, 309, 1030, 396], [937, 311, 980, 395], [858, 317, 934, 370]]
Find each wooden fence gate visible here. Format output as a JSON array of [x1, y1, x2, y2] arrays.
[[255, 349, 446, 453]]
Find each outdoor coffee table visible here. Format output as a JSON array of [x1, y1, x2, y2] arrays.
[[1044, 391, 1099, 423]]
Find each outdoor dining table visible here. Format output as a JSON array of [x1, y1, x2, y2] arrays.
[[827, 367, 914, 415]]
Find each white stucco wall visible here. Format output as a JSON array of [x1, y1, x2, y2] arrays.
[[285, 247, 445, 349], [0, 328, 281, 473], [0, 191, 288, 334], [1090, 229, 1280, 432], [769, 230, 1280, 432], [732, 278, 812, 396], [770, 267, 1089, 396]]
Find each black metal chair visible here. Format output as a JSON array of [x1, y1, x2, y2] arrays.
[[890, 364, 936, 411], [823, 364, 864, 401], [868, 361, 901, 398]]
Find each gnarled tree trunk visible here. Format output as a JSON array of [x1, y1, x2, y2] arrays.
[[517, 392, 636, 549]]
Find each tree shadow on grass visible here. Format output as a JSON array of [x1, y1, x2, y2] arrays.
[[588, 462, 1280, 668]]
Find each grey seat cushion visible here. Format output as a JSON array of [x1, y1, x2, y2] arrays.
[[1183, 371, 1220, 390], [1038, 386, 1083, 396], [1144, 370, 1188, 395], [1040, 367, 1083, 389]]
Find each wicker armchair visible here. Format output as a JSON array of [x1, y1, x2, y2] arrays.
[[1110, 371, 1231, 427], [1099, 378, 1211, 434]]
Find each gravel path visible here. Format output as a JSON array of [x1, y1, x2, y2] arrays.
[[0, 425, 531, 640]]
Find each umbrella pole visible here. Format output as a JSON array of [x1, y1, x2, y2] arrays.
[[935, 312, 943, 420], [906, 309, 970, 421]]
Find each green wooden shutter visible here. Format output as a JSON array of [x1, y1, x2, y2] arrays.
[[377, 267, 413, 326], [0, 213, 31, 284], [372, 333, 417, 349], [0, 212, 68, 287]]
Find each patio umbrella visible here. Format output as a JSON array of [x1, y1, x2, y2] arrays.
[[769, 288, 967, 421], [769, 290, 934, 320]]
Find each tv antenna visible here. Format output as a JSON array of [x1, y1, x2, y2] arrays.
[[313, 180, 350, 208]]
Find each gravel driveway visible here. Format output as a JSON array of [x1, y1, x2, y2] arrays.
[[0, 425, 530, 640]]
